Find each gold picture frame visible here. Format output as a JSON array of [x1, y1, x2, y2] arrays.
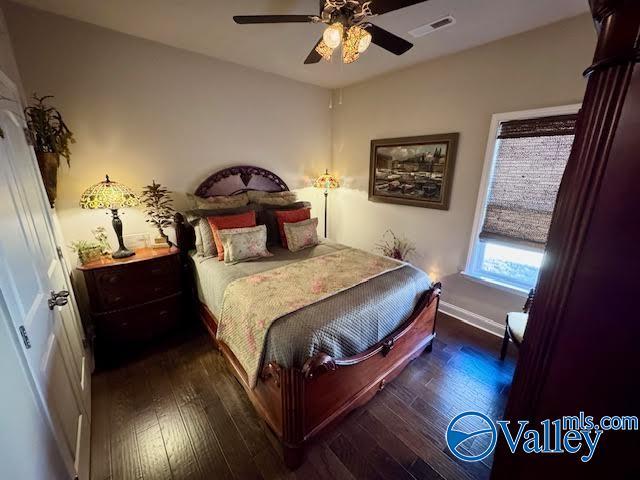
[[369, 133, 459, 210]]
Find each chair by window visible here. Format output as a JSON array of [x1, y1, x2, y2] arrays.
[[500, 288, 535, 360]]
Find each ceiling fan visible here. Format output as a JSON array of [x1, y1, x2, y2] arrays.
[[233, 0, 429, 64]]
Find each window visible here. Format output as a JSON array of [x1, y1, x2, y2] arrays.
[[465, 105, 580, 293]]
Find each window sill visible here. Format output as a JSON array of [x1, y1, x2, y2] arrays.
[[460, 271, 530, 297]]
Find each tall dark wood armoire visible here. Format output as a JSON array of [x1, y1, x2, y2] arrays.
[[491, 0, 640, 477]]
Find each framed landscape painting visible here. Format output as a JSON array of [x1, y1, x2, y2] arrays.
[[369, 133, 459, 210]]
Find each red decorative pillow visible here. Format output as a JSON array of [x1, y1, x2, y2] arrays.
[[207, 211, 257, 260], [275, 208, 311, 249]]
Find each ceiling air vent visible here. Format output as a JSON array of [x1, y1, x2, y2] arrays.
[[408, 15, 456, 39]]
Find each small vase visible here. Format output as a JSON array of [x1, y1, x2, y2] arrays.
[[36, 152, 59, 208]]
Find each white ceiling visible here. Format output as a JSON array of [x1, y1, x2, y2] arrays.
[[11, 0, 589, 88]]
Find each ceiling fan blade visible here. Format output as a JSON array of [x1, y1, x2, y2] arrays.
[[366, 24, 413, 55], [304, 38, 323, 64], [369, 0, 429, 16], [233, 15, 315, 24]]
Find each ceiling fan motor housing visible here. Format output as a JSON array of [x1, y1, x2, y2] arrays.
[[320, 0, 371, 28]]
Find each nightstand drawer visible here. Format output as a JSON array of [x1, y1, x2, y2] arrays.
[[91, 256, 180, 311], [97, 294, 181, 343]]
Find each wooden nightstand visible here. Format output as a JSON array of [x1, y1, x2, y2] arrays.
[[73, 247, 183, 363]]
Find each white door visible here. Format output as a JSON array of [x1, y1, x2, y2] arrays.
[[0, 74, 91, 479]]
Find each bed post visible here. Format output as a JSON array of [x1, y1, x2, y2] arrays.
[[424, 281, 440, 353], [173, 212, 198, 321], [281, 368, 305, 469]]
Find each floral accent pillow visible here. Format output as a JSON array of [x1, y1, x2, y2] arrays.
[[275, 208, 311, 249], [207, 211, 257, 260], [218, 225, 273, 264], [257, 201, 311, 246], [283, 218, 319, 252], [186, 206, 251, 257]]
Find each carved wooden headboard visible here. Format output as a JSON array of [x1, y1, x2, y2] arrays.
[[175, 166, 289, 254], [194, 165, 289, 197]]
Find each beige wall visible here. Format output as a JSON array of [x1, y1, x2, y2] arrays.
[[4, 2, 596, 333], [329, 14, 595, 332], [3, 2, 332, 252], [0, 5, 21, 92]]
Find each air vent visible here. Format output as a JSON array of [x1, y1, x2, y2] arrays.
[[408, 15, 456, 38]]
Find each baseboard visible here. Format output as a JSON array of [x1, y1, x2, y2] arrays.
[[439, 301, 504, 338]]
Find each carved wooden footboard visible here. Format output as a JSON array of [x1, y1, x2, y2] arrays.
[[198, 283, 441, 469]]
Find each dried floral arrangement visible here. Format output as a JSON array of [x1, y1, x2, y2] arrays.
[[140, 180, 175, 246], [375, 229, 416, 261]]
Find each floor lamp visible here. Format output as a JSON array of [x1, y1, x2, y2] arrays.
[[313, 169, 340, 238]]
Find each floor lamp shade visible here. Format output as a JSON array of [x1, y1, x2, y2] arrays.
[[80, 175, 139, 259], [313, 169, 340, 238]]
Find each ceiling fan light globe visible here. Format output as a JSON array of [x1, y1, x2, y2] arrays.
[[323, 23, 343, 49], [358, 31, 372, 53]]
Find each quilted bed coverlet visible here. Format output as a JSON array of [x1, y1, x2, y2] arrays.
[[190, 241, 432, 387], [218, 248, 404, 387]]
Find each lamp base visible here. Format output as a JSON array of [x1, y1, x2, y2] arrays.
[[112, 248, 135, 259], [109, 208, 135, 259]]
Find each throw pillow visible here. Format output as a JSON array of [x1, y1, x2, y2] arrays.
[[257, 201, 311, 246], [190, 193, 249, 210], [283, 218, 319, 252], [207, 211, 257, 260], [218, 225, 272, 264], [274, 208, 311, 249], [248, 190, 297, 206], [185, 206, 251, 257]]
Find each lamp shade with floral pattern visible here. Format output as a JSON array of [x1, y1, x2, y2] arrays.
[[79, 175, 139, 210], [313, 170, 340, 191]]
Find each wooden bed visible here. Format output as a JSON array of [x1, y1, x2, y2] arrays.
[[174, 166, 441, 469]]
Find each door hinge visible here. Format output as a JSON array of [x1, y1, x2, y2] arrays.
[[56, 246, 64, 260], [19, 325, 31, 349]]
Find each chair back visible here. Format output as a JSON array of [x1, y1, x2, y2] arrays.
[[523, 288, 535, 313]]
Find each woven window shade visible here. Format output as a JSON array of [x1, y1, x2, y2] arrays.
[[479, 114, 577, 248]]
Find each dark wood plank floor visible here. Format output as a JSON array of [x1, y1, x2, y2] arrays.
[[91, 313, 516, 480]]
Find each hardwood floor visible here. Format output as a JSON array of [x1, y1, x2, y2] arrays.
[[90, 313, 516, 480]]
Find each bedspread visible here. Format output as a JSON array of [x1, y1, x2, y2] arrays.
[[218, 248, 405, 387], [190, 241, 432, 384]]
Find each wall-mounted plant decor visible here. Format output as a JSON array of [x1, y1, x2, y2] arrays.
[[24, 94, 75, 207]]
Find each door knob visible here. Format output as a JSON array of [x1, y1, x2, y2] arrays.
[[48, 290, 69, 310]]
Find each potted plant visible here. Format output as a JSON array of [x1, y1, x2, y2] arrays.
[[69, 240, 103, 265], [24, 94, 75, 207], [91, 226, 112, 255], [140, 180, 175, 247]]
